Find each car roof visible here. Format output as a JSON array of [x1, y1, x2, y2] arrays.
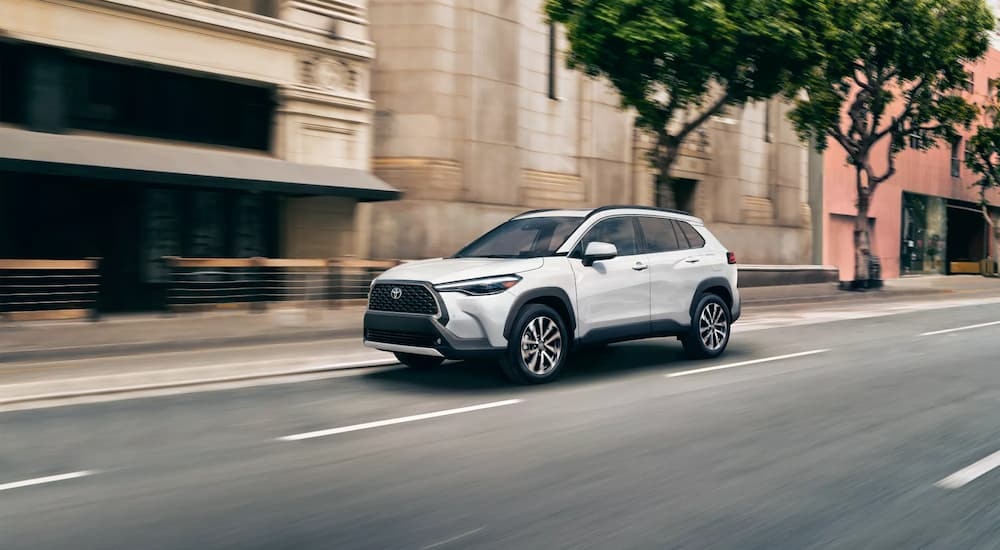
[[514, 206, 704, 224]]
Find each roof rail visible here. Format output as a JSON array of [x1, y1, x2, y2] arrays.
[[509, 208, 557, 220], [584, 205, 691, 219]]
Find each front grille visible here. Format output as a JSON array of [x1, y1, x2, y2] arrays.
[[369, 284, 438, 315], [366, 329, 438, 348]]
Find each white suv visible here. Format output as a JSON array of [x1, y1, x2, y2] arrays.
[[364, 206, 740, 384]]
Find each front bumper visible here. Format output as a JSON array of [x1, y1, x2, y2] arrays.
[[363, 310, 505, 359]]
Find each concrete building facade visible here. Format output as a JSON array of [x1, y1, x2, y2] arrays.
[[360, 0, 818, 265], [0, 0, 395, 310]]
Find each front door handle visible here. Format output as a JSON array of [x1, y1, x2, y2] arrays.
[[632, 261, 649, 271]]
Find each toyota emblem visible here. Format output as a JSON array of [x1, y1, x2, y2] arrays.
[[390, 287, 403, 300]]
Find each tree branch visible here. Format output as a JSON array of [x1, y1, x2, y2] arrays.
[[870, 135, 898, 187], [875, 77, 927, 142], [674, 92, 731, 147], [852, 64, 873, 91], [978, 150, 1000, 190], [828, 125, 857, 159]]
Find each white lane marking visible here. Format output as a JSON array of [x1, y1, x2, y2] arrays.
[[421, 527, 485, 549], [935, 449, 1000, 489], [918, 320, 1000, 337], [666, 349, 831, 378], [0, 471, 95, 492], [279, 399, 523, 441]]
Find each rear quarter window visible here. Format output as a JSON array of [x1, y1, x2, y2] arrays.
[[675, 221, 706, 249]]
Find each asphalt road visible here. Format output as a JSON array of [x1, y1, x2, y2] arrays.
[[3, 301, 1000, 549]]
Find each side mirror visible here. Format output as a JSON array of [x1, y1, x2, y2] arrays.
[[583, 241, 618, 266]]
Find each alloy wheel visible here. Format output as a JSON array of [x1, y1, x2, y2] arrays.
[[699, 302, 729, 351], [520, 316, 563, 375]]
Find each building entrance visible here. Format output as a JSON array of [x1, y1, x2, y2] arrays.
[[0, 174, 279, 311]]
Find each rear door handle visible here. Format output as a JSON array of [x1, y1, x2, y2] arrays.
[[632, 261, 649, 271], [684, 258, 701, 264]]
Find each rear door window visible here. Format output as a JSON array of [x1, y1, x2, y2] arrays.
[[638, 216, 681, 253]]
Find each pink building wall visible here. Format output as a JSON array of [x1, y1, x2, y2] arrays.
[[823, 48, 1000, 280]]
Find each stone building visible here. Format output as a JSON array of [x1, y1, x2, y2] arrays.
[[359, 0, 819, 266], [0, 0, 395, 311]]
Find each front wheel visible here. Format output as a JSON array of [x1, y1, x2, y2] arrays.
[[499, 304, 569, 384], [394, 353, 444, 369], [682, 294, 732, 359]]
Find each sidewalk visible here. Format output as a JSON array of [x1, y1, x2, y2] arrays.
[[2, 275, 999, 408], [2, 276, 999, 364]]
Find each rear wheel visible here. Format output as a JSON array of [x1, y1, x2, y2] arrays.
[[499, 304, 569, 384], [682, 294, 732, 359], [394, 353, 444, 369]]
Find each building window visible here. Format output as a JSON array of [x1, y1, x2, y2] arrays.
[[547, 22, 558, 100], [764, 100, 772, 143], [951, 138, 962, 178], [66, 55, 274, 151], [202, 0, 277, 17], [962, 74, 974, 93], [908, 130, 929, 149]]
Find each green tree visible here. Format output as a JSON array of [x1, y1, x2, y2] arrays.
[[965, 84, 1000, 275], [787, 0, 994, 284], [545, 0, 831, 209]]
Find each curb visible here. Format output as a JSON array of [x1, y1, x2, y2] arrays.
[[0, 358, 400, 407], [0, 328, 361, 364], [741, 288, 950, 307]]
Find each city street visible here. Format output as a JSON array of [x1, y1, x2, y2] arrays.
[[2, 299, 1000, 549]]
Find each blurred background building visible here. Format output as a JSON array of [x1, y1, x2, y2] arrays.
[[359, 0, 818, 265], [820, 50, 1000, 281], [0, 0, 823, 314], [0, 0, 396, 311]]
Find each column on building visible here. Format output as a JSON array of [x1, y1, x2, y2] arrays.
[[275, 54, 375, 259]]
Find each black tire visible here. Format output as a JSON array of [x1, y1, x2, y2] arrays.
[[499, 304, 570, 384], [682, 293, 732, 359], [394, 352, 445, 369]]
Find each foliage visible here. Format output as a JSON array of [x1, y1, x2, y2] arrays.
[[788, 0, 993, 190], [966, 89, 1000, 206], [545, 0, 832, 202], [786, 0, 994, 280]]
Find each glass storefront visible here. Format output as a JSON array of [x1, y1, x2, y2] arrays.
[[900, 192, 948, 275]]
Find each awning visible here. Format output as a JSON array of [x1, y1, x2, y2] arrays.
[[0, 127, 400, 201]]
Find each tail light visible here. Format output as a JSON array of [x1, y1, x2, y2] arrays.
[[726, 251, 737, 265]]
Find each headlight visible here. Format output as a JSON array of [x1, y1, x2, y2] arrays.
[[434, 275, 522, 296]]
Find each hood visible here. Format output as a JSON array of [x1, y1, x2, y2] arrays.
[[378, 257, 546, 285]]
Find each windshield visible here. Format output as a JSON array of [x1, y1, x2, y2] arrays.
[[454, 216, 584, 258]]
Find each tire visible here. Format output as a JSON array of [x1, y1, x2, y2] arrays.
[[499, 304, 570, 384], [682, 293, 732, 359], [394, 352, 445, 369]]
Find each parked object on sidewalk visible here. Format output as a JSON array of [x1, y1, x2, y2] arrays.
[[363, 206, 741, 384], [0, 259, 101, 321]]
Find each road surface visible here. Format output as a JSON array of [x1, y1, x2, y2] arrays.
[[2, 300, 1000, 549]]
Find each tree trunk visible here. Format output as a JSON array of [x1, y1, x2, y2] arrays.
[[979, 204, 998, 277], [853, 168, 873, 284], [994, 225, 1000, 276], [654, 142, 681, 209]]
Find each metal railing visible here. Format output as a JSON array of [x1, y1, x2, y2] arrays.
[[0, 259, 101, 321], [163, 257, 401, 311]]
